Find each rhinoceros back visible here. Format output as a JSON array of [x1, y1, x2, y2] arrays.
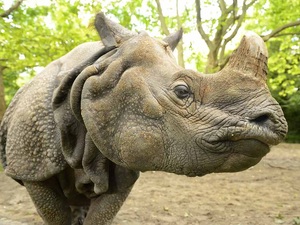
[[0, 41, 103, 182]]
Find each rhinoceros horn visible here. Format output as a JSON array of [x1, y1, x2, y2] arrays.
[[220, 31, 268, 82]]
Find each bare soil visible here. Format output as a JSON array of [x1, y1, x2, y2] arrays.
[[0, 143, 299, 225]]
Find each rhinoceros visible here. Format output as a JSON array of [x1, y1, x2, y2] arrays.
[[0, 12, 287, 225]]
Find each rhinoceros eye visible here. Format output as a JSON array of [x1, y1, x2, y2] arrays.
[[174, 85, 191, 99]]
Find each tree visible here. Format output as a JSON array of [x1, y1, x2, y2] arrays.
[[0, 0, 23, 17], [0, 0, 101, 117], [155, 0, 185, 67], [0, 0, 24, 121], [194, 0, 300, 73], [0, 65, 6, 122], [195, 0, 256, 73]]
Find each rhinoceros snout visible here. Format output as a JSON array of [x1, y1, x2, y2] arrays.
[[246, 106, 288, 144]]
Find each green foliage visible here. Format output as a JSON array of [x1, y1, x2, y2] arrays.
[[0, 0, 100, 102], [267, 38, 300, 97], [102, 0, 159, 32]]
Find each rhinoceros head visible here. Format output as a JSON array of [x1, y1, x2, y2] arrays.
[[62, 13, 287, 177]]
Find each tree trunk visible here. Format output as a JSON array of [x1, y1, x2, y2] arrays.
[[206, 49, 219, 73], [0, 66, 6, 122], [177, 40, 185, 68]]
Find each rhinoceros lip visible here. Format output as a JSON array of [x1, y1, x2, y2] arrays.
[[203, 123, 282, 144], [197, 123, 282, 157]]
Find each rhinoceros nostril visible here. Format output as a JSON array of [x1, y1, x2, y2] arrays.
[[249, 114, 270, 125]]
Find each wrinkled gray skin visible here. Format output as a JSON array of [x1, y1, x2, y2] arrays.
[[0, 13, 287, 225]]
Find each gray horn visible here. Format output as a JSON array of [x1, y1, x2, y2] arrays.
[[223, 32, 269, 82]]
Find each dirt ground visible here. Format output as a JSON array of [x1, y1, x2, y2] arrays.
[[0, 143, 299, 225]]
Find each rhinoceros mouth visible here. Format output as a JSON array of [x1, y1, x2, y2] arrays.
[[203, 121, 284, 143], [194, 131, 271, 175], [182, 138, 269, 177], [211, 139, 270, 173], [197, 122, 284, 158]]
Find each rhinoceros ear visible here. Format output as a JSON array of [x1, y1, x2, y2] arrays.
[[95, 12, 136, 47], [163, 28, 183, 51]]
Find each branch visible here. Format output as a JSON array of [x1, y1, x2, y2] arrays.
[[154, 0, 170, 35], [219, 0, 226, 13], [219, 0, 257, 68], [195, 0, 213, 49], [224, 0, 256, 43], [176, 0, 182, 29], [272, 32, 300, 38], [214, 0, 238, 49], [0, 0, 24, 18], [262, 20, 300, 41]]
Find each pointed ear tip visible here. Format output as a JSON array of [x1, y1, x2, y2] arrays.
[[178, 27, 183, 37], [95, 12, 106, 22], [95, 12, 111, 31]]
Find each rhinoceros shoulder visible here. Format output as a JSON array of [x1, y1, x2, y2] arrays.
[[0, 41, 103, 182]]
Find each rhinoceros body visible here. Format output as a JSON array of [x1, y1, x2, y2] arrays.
[[0, 13, 287, 225]]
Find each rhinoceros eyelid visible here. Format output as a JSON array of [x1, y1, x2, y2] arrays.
[[171, 80, 194, 92]]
